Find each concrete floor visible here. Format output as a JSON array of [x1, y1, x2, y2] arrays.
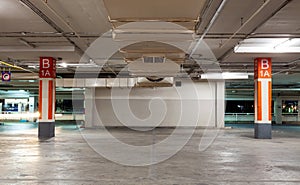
[[0, 123, 300, 185]]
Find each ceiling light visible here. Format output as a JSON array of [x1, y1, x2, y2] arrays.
[[274, 38, 298, 50], [235, 46, 300, 53], [201, 73, 249, 80], [234, 38, 300, 53], [89, 59, 96, 64], [60, 63, 68, 68], [60, 63, 99, 68]]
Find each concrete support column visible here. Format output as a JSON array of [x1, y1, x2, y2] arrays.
[[18, 103, 22, 113], [254, 58, 272, 139], [215, 81, 225, 128], [275, 97, 282, 124], [84, 88, 96, 128], [29, 97, 35, 113], [38, 57, 56, 138], [28, 97, 35, 122], [298, 100, 300, 122]]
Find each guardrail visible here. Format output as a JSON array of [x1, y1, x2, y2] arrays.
[[1, 112, 298, 123], [0, 112, 84, 121], [0, 112, 39, 120], [225, 113, 255, 122], [225, 113, 300, 123]]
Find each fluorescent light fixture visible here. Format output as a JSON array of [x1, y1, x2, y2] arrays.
[[201, 73, 249, 80], [66, 63, 99, 67], [60, 63, 68, 68], [235, 46, 300, 53], [234, 38, 300, 53], [274, 38, 292, 48]]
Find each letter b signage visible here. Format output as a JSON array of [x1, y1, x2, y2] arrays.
[[254, 58, 272, 79], [39, 57, 56, 78]]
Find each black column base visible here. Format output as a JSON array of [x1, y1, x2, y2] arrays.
[[38, 122, 55, 138], [255, 123, 272, 139]]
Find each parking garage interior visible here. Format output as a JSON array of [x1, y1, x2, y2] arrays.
[[0, 0, 300, 184]]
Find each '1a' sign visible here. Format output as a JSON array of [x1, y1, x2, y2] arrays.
[[254, 58, 272, 79], [39, 57, 56, 78]]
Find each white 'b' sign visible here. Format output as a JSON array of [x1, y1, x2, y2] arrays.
[[255, 58, 272, 79], [39, 57, 56, 78]]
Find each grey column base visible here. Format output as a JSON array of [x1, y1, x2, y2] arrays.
[[38, 122, 55, 138], [255, 123, 272, 139]]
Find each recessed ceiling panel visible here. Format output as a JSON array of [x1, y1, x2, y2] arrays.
[[103, 0, 207, 29]]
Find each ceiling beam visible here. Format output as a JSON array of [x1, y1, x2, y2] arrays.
[[19, 0, 84, 56], [195, 0, 215, 33], [189, 0, 228, 56], [0, 46, 75, 52], [218, 0, 294, 62]]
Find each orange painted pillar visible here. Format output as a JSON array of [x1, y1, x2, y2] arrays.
[[38, 57, 56, 138], [254, 58, 272, 139]]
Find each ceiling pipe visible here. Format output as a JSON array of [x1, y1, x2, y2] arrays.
[[2, 31, 300, 39], [221, 60, 300, 66], [39, 1, 99, 63], [219, 0, 272, 49], [0, 46, 75, 52], [189, 0, 228, 57], [0, 60, 36, 74], [285, 57, 300, 68], [19, 0, 84, 56], [272, 66, 297, 76], [39, 0, 82, 40], [194, 0, 214, 32], [218, 0, 294, 61], [226, 88, 300, 91], [19, 38, 36, 48]]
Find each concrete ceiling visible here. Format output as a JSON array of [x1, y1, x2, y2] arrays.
[[0, 0, 299, 92]]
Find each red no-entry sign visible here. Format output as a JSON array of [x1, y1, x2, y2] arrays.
[[2, 72, 11, 82]]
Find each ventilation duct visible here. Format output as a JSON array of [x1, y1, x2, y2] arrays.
[[143, 56, 165, 63], [136, 77, 174, 87]]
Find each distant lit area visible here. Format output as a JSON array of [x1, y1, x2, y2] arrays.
[[0, 89, 84, 122], [282, 101, 298, 114]]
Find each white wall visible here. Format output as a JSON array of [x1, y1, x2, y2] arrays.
[[84, 79, 225, 128]]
